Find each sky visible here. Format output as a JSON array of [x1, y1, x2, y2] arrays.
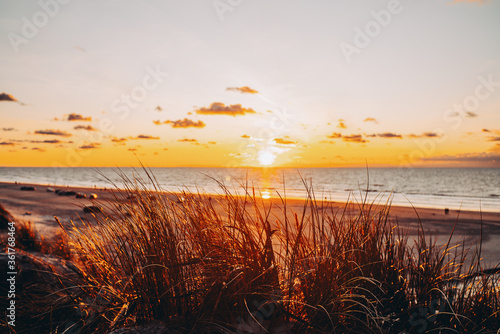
[[0, 0, 499, 168]]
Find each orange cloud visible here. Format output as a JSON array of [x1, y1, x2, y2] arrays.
[[241, 134, 250, 138], [363, 117, 378, 124], [407, 132, 442, 138], [134, 135, 160, 140], [178, 138, 198, 143], [79, 143, 101, 149], [196, 102, 256, 116], [0, 142, 15, 146], [35, 129, 72, 137], [67, 113, 92, 121], [160, 118, 206, 128], [2, 128, 16, 131], [74, 125, 97, 131], [342, 134, 366, 143], [111, 137, 128, 143], [0, 93, 17, 102], [327, 132, 342, 139], [337, 119, 347, 129], [368, 132, 402, 139], [226, 86, 259, 94], [274, 138, 296, 145]]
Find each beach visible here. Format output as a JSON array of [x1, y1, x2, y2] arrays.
[[1, 181, 500, 267]]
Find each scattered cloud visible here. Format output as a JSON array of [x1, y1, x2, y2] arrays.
[[31, 147, 46, 152], [482, 129, 490, 132], [0, 142, 15, 146], [67, 113, 92, 121], [1, 128, 16, 131], [327, 132, 342, 139], [342, 134, 367, 143], [111, 137, 128, 143], [35, 129, 72, 137], [368, 132, 402, 139], [155, 105, 163, 111], [28, 140, 62, 144], [196, 102, 256, 116], [0, 93, 17, 102], [407, 132, 442, 138], [274, 138, 296, 145], [128, 147, 138, 152], [74, 125, 97, 131], [158, 118, 206, 128], [226, 86, 259, 94], [488, 137, 500, 142], [79, 143, 101, 149], [337, 119, 347, 129], [178, 138, 198, 143], [134, 135, 160, 140], [241, 134, 250, 139], [465, 111, 478, 118], [363, 117, 378, 124]]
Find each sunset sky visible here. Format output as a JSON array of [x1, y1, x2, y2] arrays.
[[1, 0, 499, 168]]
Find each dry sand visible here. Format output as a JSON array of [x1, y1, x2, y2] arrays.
[[1, 181, 499, 267]]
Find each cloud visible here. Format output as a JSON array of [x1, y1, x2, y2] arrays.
[[31, 147, 46, 152], [74, 125, 97, 131], [178, 138, 198, 143], [241, 134, 250, 139], [363, 117, 378, 124], [342, 134, 367, 143], [67, 113, 92, 121], [155, 105, 163, 111], [482, 129, 490, 132], [35, 129, 72, 137], [421, 153, 500, 163], [337, 119, 347, 129], [196, 102, 256, 116], [79, 143, 101, 149], [488, 137, 500, 142], [208, 141, 217, 145], [327, 132, 342, 139], [134, 135, 160, 140], [111, 137, 128, 143], [369, 132, 402, 139], [273, 138, 296, 145], [0, 93, 17, 102], [158, 118, 206, 128], [465, 111, 478, 118], [226, 86, 259, 94], [0, 142, 15, 146], [28, 140, 62, 144], [1, 128, 16, 131], [407, 132, 442, 138]]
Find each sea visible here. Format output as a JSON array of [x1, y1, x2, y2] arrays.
[[0, 167, 499, 212]]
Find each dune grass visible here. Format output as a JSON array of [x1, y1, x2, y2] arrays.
[[33, 170, 500, 333]]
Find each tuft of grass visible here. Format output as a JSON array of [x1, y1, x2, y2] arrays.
[[46, 168, 500, 333], [16, 221, 73, 260]]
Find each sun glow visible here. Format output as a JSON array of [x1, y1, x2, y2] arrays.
[[257, 149, 276, 166]]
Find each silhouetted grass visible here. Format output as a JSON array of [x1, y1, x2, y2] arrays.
[[17, 169, 499, 333]]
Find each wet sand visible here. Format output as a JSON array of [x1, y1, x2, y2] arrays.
[[1, 181, 499, 267]]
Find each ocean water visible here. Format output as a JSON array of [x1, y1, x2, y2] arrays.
[[0, 167, 499, 212]]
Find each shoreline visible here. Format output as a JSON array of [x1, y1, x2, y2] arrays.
[[1, 181, 500, 266]]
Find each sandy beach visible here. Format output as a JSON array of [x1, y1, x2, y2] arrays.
[[1, 181, 500, 267]]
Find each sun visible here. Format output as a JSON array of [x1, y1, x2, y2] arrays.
[[257, 149, 276, 166]]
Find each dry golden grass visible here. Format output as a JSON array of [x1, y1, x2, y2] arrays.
[[5, 168, 499, 333]]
